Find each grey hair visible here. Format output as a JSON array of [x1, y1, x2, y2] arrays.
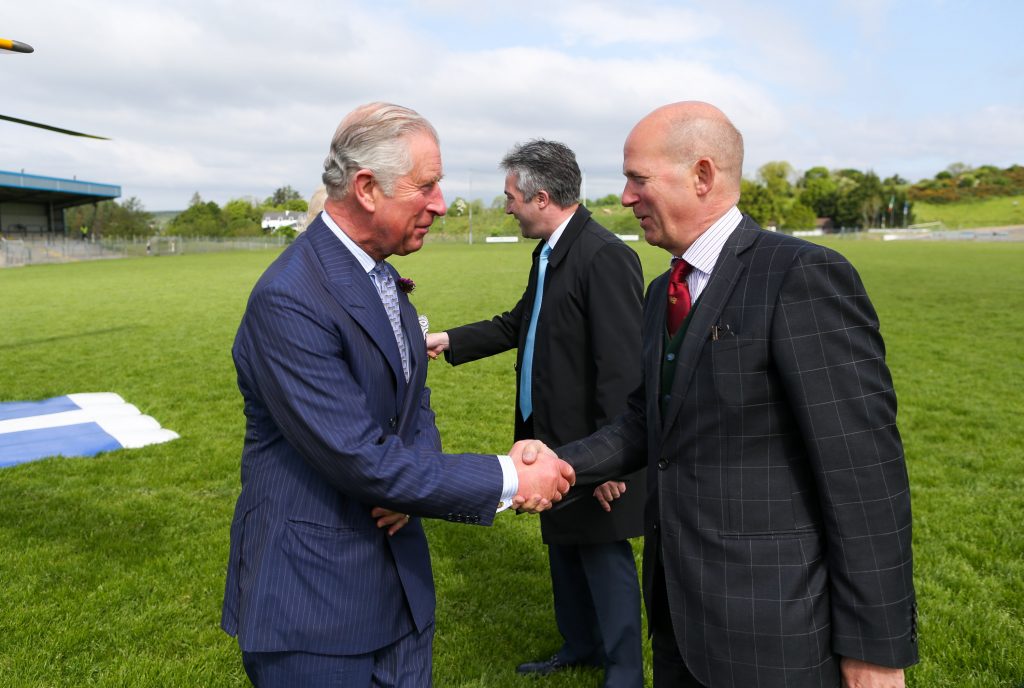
[[500, 139, 581, 208], [322, 102, 439, 200]]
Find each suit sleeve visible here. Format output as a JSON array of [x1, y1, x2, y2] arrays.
[[445, 249, 535, 365], [444, 295, 526, 365], [585, 241, 644, 427], [239, 284, 503, 523], [557, 389, 647, 484], [773, 245, 917, 668]]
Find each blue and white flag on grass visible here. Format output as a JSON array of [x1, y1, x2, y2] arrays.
[[0, 393, 179, 468]]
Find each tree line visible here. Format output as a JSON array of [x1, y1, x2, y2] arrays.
[[64, 186, 309, 239], [733, 161, 1024, 230], [65, 163, 1023, 239]]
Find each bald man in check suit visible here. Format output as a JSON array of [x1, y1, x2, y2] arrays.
[[546, 102, 918, 688]]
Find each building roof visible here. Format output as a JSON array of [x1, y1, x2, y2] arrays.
[[0, 169, 121, 208], [262, 210, 306, 221]]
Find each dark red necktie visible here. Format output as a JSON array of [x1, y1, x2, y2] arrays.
[[666, 258, 692, 337]]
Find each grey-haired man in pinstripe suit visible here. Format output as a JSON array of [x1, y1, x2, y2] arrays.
[[222, 102, 574, 687]]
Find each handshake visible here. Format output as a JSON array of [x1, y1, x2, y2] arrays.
[[425, 330, 577, 514], [508, 440, 575, 514]]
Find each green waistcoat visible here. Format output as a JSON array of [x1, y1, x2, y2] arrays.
[[659, 301, 699, 417]]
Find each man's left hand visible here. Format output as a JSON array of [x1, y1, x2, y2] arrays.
[[593, 481, 626, 512], [371, 507, 411, 536], [840, 657, 905, 688]]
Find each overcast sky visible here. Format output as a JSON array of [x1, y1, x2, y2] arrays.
[[3, 0, 1022, 210]]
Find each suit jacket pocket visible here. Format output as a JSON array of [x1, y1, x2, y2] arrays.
[[718, 527, 820, 540], [710, 337, 767, 407], [279, 518, 411, 651], [286, 519, 360, 536]]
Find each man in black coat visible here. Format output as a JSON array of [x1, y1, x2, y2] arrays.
[[427, 140, 646, 687]]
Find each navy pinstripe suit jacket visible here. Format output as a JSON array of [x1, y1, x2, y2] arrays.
[[562, 215, 918, 687], [221, 218, 503, 655]]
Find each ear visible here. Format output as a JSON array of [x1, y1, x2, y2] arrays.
[[351, 169, 377, 212], [534, 189, 550, 209], [693, 158, 716, 197]]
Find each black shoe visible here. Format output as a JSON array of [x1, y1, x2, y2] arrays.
[[516, 654, 581, 676]]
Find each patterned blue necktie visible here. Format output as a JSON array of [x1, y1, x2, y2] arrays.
[[371, 262, 410, 382], [519, 244, 551, 420]]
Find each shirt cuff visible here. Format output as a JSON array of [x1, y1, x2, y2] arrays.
[[496, 454, 518, 512]]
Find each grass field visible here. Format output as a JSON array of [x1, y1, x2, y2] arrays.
[[912, 195, 1024, 228], [1, 236, 1022, 687]]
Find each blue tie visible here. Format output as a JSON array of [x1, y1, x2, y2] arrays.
[[370, 262, 410, 382], [519, 244, 551, 420]]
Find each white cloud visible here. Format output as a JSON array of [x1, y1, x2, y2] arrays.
[[3, 1, 1020, 209], [554, 2, 718, 46]]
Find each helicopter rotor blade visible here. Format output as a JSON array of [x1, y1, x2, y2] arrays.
[[0, 114, 110, 140]]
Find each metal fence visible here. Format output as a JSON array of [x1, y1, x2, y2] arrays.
[[1, 234, 290, 268]]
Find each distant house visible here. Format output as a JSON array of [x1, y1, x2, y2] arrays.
[[816, 217, 836, 234], [261, 210, 306, 233]]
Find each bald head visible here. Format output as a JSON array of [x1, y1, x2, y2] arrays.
[[635, 101, 744, 194], [621, 101, 745, 255]]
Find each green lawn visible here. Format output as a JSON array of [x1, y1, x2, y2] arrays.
[[1, 238, 1021, 686], [912, 195, 1024, 228]]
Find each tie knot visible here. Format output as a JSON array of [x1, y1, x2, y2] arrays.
[[541, 244, 552, 261], [670, 258, 690, 282]]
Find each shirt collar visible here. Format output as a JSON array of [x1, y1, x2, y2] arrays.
[[321, 210, 377, 274], [676, 205, 742, 274], [545, 212, 574, 251]]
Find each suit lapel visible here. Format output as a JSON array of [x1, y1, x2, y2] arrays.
[[307, 220, 408, 396], [659, 221, 758, 439], [516, 205, 589, 354], [644, 271, 670, 431], [545, 205, 589, 271]]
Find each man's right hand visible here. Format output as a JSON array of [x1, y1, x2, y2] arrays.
[[509, 439, 575, 513], [425, 332, 449, 359]]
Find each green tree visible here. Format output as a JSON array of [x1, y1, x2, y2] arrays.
[[223, 198, 263, 236], [65, 203, 107, 238], [832, 176, 862, 228], [832, 171, 883, 228], [280, 198, 308, 212], [106, 197, 154, 237], [796, 167, 838, 220], [169, 200, 226, 236], [739, 179, 782, 228], [447, 197, 468, 217], [781, 201, 817, 230], [757, 161, 794, 198], [946, 162, 971, 177], [64, 198, 153, 238], [267, 185, 302, 207], [590, 193, 621, 207]]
